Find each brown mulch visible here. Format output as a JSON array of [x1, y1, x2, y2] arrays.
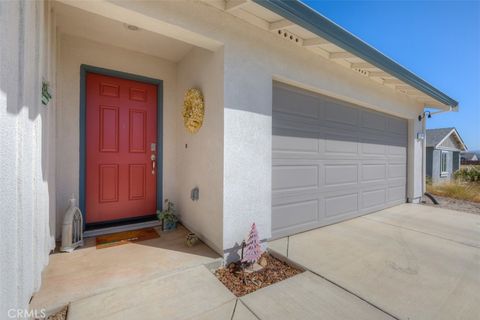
[[214, 253, 302, 297], [35, 306, 68, 320]]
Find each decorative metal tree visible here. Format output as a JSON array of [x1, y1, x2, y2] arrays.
[[242, 223, 262, 265]]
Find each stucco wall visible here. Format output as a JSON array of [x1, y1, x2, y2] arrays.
[[175, 47, 224, 254], [56, 35, 178, 237], [0, 0, 56, 314], [92, 0, 426, 256]]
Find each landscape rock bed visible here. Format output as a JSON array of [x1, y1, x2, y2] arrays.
[[423, 195, 480, 215], [215, 253, 302, 297]]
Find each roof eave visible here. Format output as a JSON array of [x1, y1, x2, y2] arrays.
[[253, 0, 458, 109]]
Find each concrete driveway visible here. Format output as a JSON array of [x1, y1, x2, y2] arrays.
[[270, 204, 480, 320]]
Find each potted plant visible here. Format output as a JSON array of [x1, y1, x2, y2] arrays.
[[157, 199, 178, 231]]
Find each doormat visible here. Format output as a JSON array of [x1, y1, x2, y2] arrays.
[[96, 228, 160, 249]]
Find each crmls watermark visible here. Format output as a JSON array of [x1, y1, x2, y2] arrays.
[[7, 308, 46, 319]]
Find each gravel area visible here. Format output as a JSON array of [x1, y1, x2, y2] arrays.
[[423, 195, 480, 215], [215, 253, 302, 297], [35, 306, 68, 320]]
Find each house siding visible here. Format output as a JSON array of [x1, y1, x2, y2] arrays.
[[453, 152, 460, 172], [426, 147, 434, 178], [431, 149, 454, 184], [438, 134, 460, 150]]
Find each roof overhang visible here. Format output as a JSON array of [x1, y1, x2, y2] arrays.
[[209, 0, 458, 110], [435, 128, 467, 151]]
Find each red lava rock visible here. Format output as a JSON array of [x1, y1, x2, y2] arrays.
[[214, 253, 302, 297]]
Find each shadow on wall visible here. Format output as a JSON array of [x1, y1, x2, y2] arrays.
[[272, 83, 408, 148], [2, 0, 56, 237]]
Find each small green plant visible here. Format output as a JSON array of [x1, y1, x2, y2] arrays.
[[454, 166, 480, 182], [157, 199, 178, 230]]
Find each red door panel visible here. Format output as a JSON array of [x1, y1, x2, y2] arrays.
[[86, 72, 157, 223]]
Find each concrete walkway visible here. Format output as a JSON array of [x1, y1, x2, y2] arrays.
[[68, 265, 237, 320], [68, 264, 394, 320], [270, 204, 480, 320], [240, 271, 393, 320], [30, 225, 220, 314], [46, 204, 480, 319]]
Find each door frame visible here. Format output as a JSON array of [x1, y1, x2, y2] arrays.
[[79, 64, 163, 228]]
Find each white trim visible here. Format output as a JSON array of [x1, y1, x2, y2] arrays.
[[436, 146, 462, 151], [435, 128, 467, 151], [440, 150, 448, 177], [83, 220, 161, 238], [225, 0, 249, 11]]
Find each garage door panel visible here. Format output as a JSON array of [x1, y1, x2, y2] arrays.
[[325, 192, 359, 217], [272, 83, 407, 238], [272, 165, 319, 192], [272, 200, 320, 231], [388, 144, 407, 156], [361, 111, 387, 132], [388, 185, 406, 202], [361, 163, 387, 182], [387, 117, 408, 136], [361, 188, 387, 209], [273, 85, 322, 120], [388, 164, 407, 178], [272, 134, 319, 155], [388, 176, 407, 185], [324, 164, 358, 186], [272, 189, 320, 205], [325, 100, 359, 127], [323, 133, 359, 154], [360, 139, 388, 155], [273, 117, 321, 135]]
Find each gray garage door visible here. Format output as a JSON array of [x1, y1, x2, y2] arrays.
[[272, 83, 407, 238]]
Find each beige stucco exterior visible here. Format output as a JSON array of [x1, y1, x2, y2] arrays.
[[1, 0, 433, 313], [52, 0, 426, 257], [1, 0, 57, 315], [56, 34, 179, 236]]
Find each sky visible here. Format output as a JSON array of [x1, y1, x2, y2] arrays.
[[302, 0, 480, 151]]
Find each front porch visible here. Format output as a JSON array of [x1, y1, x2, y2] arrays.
[[54, 0, 225, 254], [33, 1, 229, 314], [30, 225, 221, 314]]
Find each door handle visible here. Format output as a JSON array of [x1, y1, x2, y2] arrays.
[[151, 154, 156, 175]]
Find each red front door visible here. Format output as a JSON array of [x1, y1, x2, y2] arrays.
[[86, 72, 158, 224]]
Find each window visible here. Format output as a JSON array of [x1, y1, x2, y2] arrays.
[[440, 151, 448, 176]]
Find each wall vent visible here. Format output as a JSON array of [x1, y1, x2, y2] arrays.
[[353, 68, 369, 77], [276, 29, 302, 46]]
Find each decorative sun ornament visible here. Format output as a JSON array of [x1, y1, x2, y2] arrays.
[[182, 88, 205, 134]]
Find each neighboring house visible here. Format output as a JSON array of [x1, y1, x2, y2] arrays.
[[1, 0, 459, 313], [426, 128, 467, 183], [461, 152, 479, 162]]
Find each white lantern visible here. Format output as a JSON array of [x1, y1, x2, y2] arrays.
[[60, 197, 84, 252]]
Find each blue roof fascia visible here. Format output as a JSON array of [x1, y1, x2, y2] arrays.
[[253, 0, 458, 108]]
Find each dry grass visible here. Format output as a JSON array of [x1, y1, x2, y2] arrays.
[[427, 181, 480, 203]]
